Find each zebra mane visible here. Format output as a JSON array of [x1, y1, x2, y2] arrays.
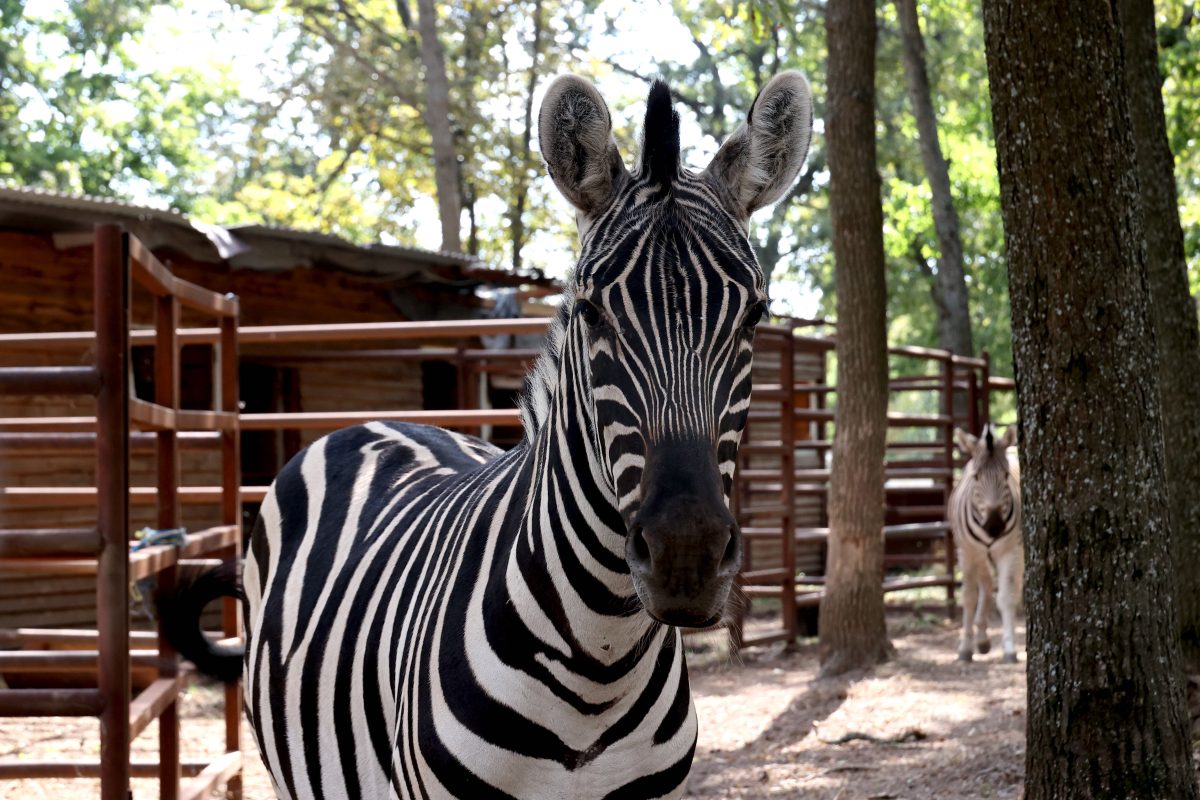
[[640, 79, 680, 188], [518, 299, 569, 436], [985, 426, 995, 454]]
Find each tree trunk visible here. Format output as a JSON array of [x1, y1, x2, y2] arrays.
[[818, 0, 892, 677], [1118, 0, 1200, 673], [413, 0, 462, 252], [509, 0, 544, 272], [981, 2, 1200, 797], [893, 0, 973, 358]]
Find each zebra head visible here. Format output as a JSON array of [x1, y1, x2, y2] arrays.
[[955, 425, 1019, 539], [537, 72, 813, 627]]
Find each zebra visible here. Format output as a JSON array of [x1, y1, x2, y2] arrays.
[[948, 424, 1024, 664], [158, 71, 813, 799]]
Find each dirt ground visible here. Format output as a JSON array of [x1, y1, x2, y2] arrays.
[[1, 610, 1028, 800]]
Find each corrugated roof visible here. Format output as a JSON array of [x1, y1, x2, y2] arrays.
[[0, 183, 189, 224], [225, 223, 474, 269], [0, 184, 556, 289]]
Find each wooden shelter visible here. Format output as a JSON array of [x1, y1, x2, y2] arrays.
[[0, 186, 555, 630]]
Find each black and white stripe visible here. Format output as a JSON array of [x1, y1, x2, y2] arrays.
[[949, 424, 1024, 663], [161, 71, 813, 799]]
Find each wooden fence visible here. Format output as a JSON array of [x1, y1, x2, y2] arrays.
[[0, 226, 242, 800]]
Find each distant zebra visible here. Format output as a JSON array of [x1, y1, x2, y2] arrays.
[[949, 425, 1024, 663], [159, 71, 813, 798]]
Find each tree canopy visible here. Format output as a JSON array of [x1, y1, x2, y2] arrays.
[[2, 0, 1197, 377]]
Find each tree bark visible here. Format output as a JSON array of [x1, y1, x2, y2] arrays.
[[818, 0, 892, 677], [981, 1, 1200, 796], [1118, 0, 1200, 673], [508, 0, 544, 272], [893, 0, 973, 358], [413, 0, 462, 252]]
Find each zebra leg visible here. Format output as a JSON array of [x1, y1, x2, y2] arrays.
[[958, 567, 979, 662], [974, 565, 994, 655], [997, 549, 1023, 663]]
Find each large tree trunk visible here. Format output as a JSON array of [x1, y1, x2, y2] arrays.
[[413, 0, 462, 253], [508, 0, 544, 272], [981, 2, 1200, 797], [1118, 0, 1200, 673], [818, 0, 892, 677], [893, 0, 973, 358]]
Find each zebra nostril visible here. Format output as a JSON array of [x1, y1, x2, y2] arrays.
[[719, 527, 739, 570], [628, 526, 652, 571]]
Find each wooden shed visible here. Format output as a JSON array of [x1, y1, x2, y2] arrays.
[[0, 185, 556, 630]]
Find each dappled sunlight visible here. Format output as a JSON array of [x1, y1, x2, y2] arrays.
[[685, 620, 1025, 799]]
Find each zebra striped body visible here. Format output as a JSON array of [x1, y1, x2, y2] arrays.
[[164, 72, 814, 799], [949, 425, 1023, 663], [242, 422, 695, 798]]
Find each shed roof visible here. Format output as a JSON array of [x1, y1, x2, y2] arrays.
[[0, 184, 555, 290]]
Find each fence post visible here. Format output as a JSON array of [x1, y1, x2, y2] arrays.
[[156, 292, 181, 800], [219, 309, 243, 800], [941, 355, 956, 618], [95, 224, 131, 800], [780, 323, 797, 640]]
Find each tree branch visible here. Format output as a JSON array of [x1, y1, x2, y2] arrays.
[[607, 60, 710, 120]]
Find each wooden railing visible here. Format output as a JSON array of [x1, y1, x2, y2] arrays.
[[0, 225, 243, 800], [0, 246, 1014, 676]]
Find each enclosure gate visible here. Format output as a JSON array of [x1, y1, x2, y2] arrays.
[[731, 325, 1002, 642], [0, 225, 243, 799]]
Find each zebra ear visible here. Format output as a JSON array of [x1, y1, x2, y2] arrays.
[[1000, 426, 1018, 449], [954, 428, 979, 455], [704, 70, 813, 221], [538, 75, 629, 220]]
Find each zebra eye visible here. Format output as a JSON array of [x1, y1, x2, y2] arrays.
[[743, 301, 768, 330], [576, 299, 603, 327]]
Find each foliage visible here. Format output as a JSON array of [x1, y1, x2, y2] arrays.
[[1158, 0, 1200, 294], [199, 0, 597, 264], [0, 0, 1196, 378], [0, 0, 239, 212]]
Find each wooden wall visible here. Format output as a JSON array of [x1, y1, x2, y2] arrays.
[[740, 343, 828, 575], [0, 231, 438, 629]]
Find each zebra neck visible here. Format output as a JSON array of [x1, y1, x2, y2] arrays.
[[510, 377, 660, 666]]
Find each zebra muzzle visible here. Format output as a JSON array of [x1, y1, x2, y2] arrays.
[[625, 439, 743, 627]]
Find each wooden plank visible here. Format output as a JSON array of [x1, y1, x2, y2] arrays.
[[0, 526, 237, 577], [180, 525, 240, 558], [1, 408, 520, 433], [739, 630, 793, 647], [0, 318, 552, 350], [0, 628, 158, 647], [179, 751, 243, 800], [0, 688, 103, 716], [129, 676, 183, 740], [129, 398, 175, 431], [0, 589, 96, 615], [740, 567, 791, 584], [241, 409, 521, 430], [0, 574, 94, 596], [0, 366, 99, 395], [176, 409, 237, 431], [0, 528, 99, 557], [0, 650, 160, 672], [0, 416, 98, 432], [0, 485, 261, 506], [0, 760, 210, 779], [0, 431, 219, 453], [129, 237, 238, 318]]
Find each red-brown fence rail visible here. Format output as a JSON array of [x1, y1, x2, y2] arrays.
[[0, 225, 242, 800], [1, 309, 1013, 646]]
